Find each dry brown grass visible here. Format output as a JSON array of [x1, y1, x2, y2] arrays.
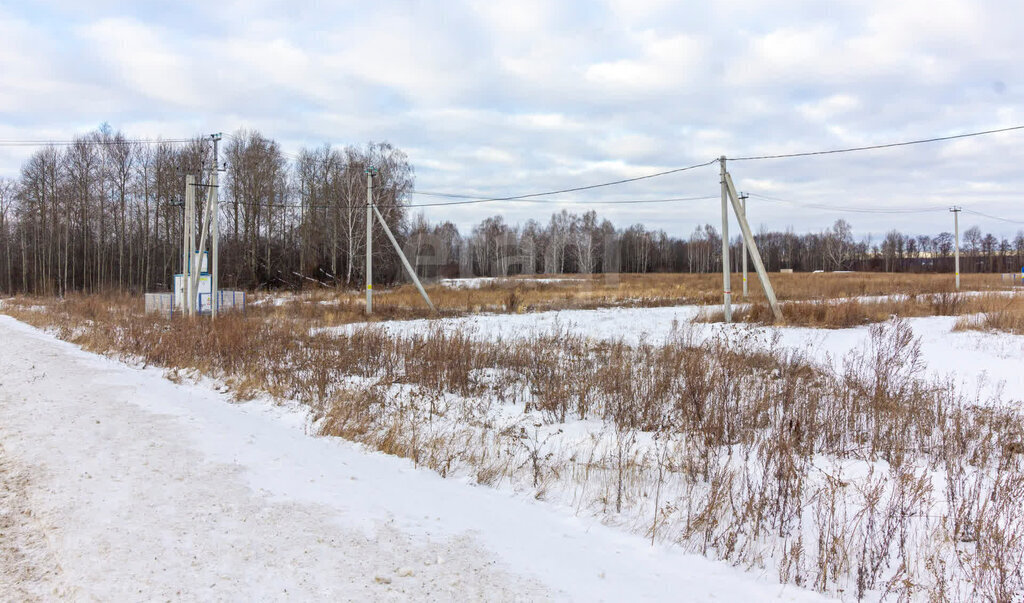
[[7, 295, 998, 468], [699, 291, 1020, 329], [4, 287, 1024, 598], [246, 272, 1010, 326], [954, 295, 1024, 335], [379, 272, 1008, 313]]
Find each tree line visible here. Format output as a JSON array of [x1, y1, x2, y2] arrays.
[[0, 127, 413, 294], [0, 127, 1021, 295], [415, 213, 1024, 279]]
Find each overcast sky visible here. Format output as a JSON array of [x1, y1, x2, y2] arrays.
[[1, 0, 1023, 240]]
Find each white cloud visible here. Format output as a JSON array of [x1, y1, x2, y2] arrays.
[[77, 17, 202, 107], [595, 133, 660, 160], [511, 113, 583, 131], [585, 32, 704, 92], [798, 94, 861, 122], [1, 1, 1023, 236]]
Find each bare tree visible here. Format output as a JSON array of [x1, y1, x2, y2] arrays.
[[824, 219, 854, 271], [0, 177, 15, 293]]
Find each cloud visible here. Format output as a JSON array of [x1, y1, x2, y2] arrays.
[[798, 95, 861, 123], [1, 0, 1023, 239], [77, 17, 202, 107], [585, 31, 704, 92]]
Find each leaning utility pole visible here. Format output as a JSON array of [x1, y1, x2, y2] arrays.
[[186, 179, 214, 317], [740, 191, 749, 298], [950, 206, 961, 290], [719, 156, 732, 322], [371, 203, 435, 312], [721, 161, 783, 322], [365, 168, 374, 314], [362, 167, 434, 315]]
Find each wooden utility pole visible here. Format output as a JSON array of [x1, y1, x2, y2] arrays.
[[950, 206, 961, 290], [719, 157, 731, 322]]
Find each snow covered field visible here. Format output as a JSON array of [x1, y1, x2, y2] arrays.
[[329, 303, 1024, 405], [4, 286, 1024, 601], [439, 277, 586, 289], [0, 315, 830, 601]]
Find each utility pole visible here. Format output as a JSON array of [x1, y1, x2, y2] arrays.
[[178, 134, 223, 318], [360, 168, 434, 313], [950, 206, 961, 290], [371, 203, 436, 312], [210, 133, 222, 319], [365, 168, 375, 314], [184, 175, 194, 316], [723, 168, 782, 321], [719, 157, 731, 322], [740, 192, 749, 298]]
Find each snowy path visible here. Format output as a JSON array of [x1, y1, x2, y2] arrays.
[[0, 316, 829, 602]]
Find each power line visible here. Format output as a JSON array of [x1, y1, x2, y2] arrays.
[[408, 187, 708, 201], [410, 188, 716, 201], [237, 122, 717, 201], [0, 138, 194, 147], [962, 208, 1024, 225], [731, 124, 1024, 161], [39, 122, 1012, 215], [750, 192, 1024, 226], [281, 156, 718, 206], [228, 123, 1024, 206], [407, 190, 486, 199], [207, 134, 716, 208], [225, 193, 719, 211], [404, 159, 719, 206], [747, 192, 945, 214], [406, 188, 717, 208], [565, 194, 718, 206]]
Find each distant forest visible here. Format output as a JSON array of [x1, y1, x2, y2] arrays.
[[0, 127, 1022, 295]]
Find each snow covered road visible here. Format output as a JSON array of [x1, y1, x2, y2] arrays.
[[0, 315, 829, 602]]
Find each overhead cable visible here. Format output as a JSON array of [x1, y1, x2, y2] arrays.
[[0, 138, 194, 147], [224, 193, 719, 211], [748, 192, 948, 214], [962, 209, 1024, 225], [731, 124, 1024, 161], [405, 159, 719, 205]]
